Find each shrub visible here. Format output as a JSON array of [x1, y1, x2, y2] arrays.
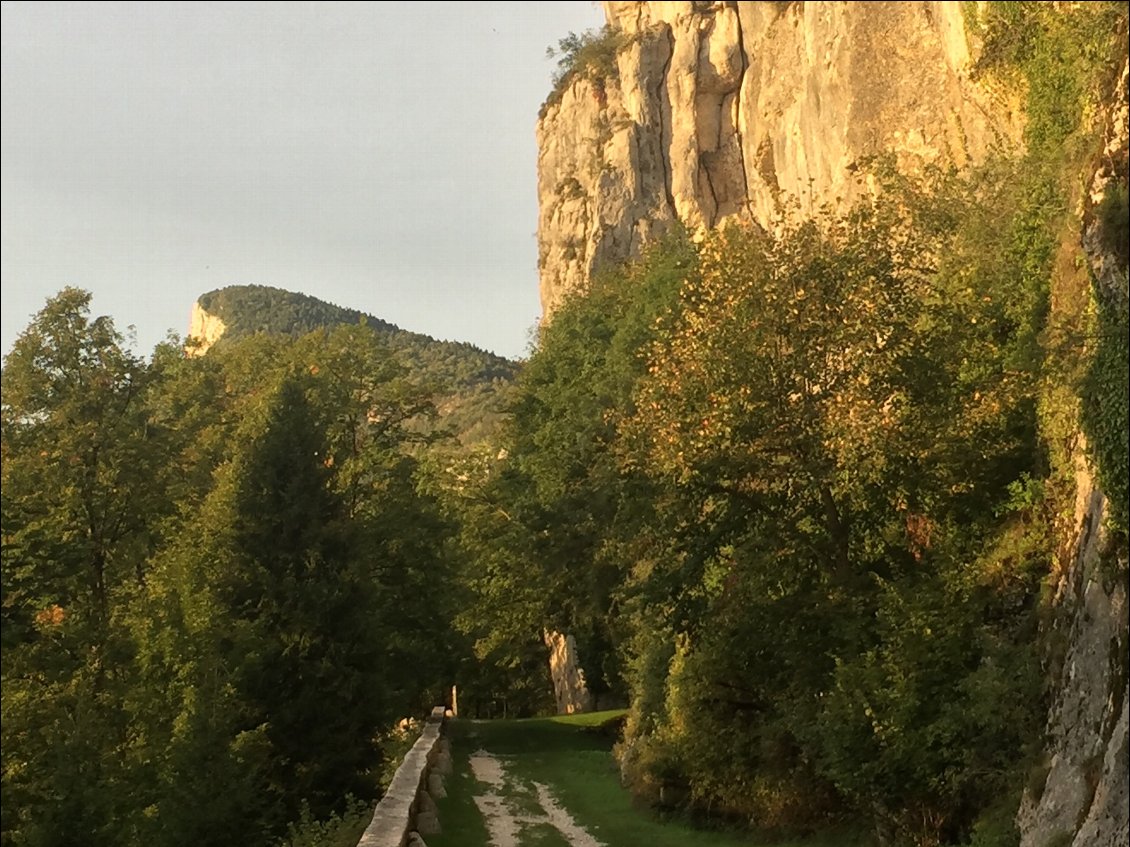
[[1097, 180, 1129, 269], [542, 26, 628, 114], [276, 797, 372, 847]]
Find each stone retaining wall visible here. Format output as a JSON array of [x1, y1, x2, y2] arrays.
[[356, 706, 451, 847]]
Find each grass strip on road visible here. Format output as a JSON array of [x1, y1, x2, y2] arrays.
[[430, 710, 859, 847]]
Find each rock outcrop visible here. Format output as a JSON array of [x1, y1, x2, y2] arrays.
[[544, 629, 594, 715], [536, 0, 1021, 317], [186, 301, 227, 356], [1017, 443, 1129, 847]]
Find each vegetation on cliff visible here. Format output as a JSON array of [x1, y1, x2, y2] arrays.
[[462, 179, 1050, 843], [448, 4, 1128, 845], [541, 25, 628, 116]]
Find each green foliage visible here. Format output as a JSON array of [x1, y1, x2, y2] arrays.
[[418, 444, 558, 719], [276, 796, 372, 847], [542, 25, 629, 114], [2, 297, 465, 846], [198, 285, 394, 338], [814, 561, 1042, 841], [481, 161, 1066, 842], [3, 4, 1126, 844], [975, 1, 1127, 539], [618, 187, 1048, 841], [216, 373, 383, 818], [975, 2, 1122, 155], [1, 287, 157, 632], [546, 26, 625, 87], [964, 796, 1022, 847], [437, 233, 694, 711], [1097, 181, 1130, 269], [1, 289, 163, 846], [1082, 299, 1130, 534]]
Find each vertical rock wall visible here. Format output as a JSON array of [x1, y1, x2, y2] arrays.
[[1017, 452, 1128, 847], [544, 629, 595, 715], [536, 0, 1020, 317]]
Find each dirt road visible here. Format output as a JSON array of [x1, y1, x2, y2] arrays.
[[468, 748, 605, 847]]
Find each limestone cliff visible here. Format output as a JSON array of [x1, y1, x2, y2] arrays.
[[186, 300, 227, 356], [537, 0, 1021, 317]]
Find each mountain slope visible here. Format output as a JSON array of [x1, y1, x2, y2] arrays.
[[187, 284, 517, 446]]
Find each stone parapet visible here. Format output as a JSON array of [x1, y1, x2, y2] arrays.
[[356, 706, 451, 847]]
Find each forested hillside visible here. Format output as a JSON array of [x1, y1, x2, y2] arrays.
[[193, 284, 518, 446]]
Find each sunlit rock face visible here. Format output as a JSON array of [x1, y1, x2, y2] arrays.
[[186, 301, 227, 356], [536, 0, 1020, 318], [544, 629, 594, 715]]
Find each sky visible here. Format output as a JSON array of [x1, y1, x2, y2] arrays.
[[0, 1, 605, 361]]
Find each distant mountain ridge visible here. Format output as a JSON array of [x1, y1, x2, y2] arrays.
[[189, 284, 517, 445]]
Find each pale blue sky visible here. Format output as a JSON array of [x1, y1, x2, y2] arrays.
[[1, 1, 605, 360]]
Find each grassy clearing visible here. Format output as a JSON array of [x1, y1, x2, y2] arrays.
[[432, 711, 862, 847]]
